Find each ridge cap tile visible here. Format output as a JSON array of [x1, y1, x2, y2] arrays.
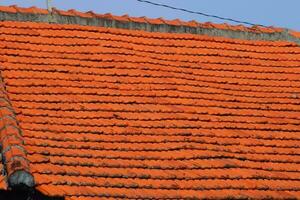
[[0, 75, 34, 189], [28, 6, 48, 14], [52, 7, 73, 16], [66, 9, 89, 18], [85, 10, 96, 17], [0, 5, 17, 13], [103, 13, 114, 19], [128, 16, 147, 23]]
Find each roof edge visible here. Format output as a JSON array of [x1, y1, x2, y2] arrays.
[[0, 73, 34, 189], [0, 5, 300, 44]]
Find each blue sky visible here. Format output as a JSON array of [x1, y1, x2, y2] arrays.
[[2, 0, 300, 31]]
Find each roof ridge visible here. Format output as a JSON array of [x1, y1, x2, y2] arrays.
[[0, 4, 298, 35], [0, 72, 34, 189], [1, 4, 300, 45]]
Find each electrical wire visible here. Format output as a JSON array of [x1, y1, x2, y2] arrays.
[[136, 0, 267, 27]]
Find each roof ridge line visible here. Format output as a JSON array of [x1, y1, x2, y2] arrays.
[[0, 71, 34, 189], [1, 5, 300, 44]]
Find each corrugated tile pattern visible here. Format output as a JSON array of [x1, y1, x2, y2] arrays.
[[0, 20, 300, 199]]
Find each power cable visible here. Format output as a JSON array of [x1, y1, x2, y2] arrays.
[[136, 0, 267, 27]]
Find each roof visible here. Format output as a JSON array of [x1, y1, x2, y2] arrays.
[[0, 5, 300, 200]]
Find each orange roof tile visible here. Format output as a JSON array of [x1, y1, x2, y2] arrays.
[[0, 5, 300, 200]]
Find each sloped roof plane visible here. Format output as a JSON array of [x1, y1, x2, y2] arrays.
[[0, 4, 299, 200]]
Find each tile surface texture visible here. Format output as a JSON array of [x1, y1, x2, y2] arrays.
[[0, 6, 300, 200]]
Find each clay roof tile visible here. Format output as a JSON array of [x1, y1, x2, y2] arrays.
[[67, 9, 92, 18], [0, 4, 299, 200], [0, 5, 18, 13], [186, 20, 199, 27], [129, 16, 148, 23]]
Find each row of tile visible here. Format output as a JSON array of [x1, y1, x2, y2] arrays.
[[4, 76, 300, 96], [2, 65, 300, 87], [3, 57, 300, 79], [0, 21, 295, 48], [3, 58, 300, 79], [30, 159, 300, 178], [21, 123, 298, 135], [2, 40, 300, 58], [3, 49, 300, 69], [33, 173, 300, 191], [12, 99, 299, 116], [24, 138, 300, 159], [33, 170, 300, 183], [1, 29, 299, 54], [14, 120, 294, 133], [7, 88, 300, 106], [6, 70, 300, 88], [28, 157, 300, 179], [11, 100, 300, 115], [28, 156, 300, 172], [15, 116, 300, 132], [1, 35, 299, 61], [23, 148, 283, 161], [2, 68, 298, 87], [13, 114, 300, 133], [21, 125, 300, 142], [29, 157, 300, 173], [22, 127, 300, 141], [15, 112, 300, 126], [24, 137, 300, 153], [3, 70, 300, 91], [2, 40, 299, 65], [1, 34, 299, 60], [15, 108, 300, 119], [35, 184, 300, 199], [12, 101, 300, 118], [6, 83, 300, 101]]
